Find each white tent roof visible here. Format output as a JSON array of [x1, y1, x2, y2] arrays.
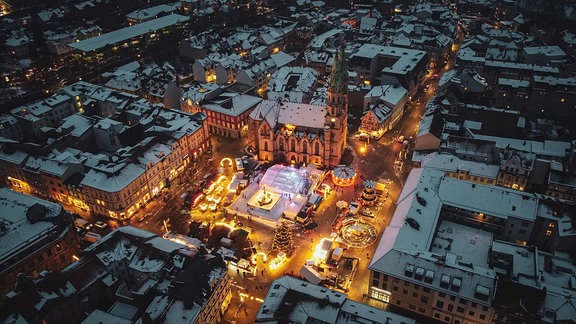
[[260, 165, 307, 194]]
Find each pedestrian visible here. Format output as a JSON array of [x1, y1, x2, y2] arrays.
[[261, 269, 264, 275]]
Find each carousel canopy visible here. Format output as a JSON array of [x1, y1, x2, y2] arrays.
[[333, 165, 356, 180], [260, 165, 307, 194], [363, 180, 376, 188]]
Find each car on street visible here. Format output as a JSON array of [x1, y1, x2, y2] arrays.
[[95, 221, 108, 229], [138, 213, 152, 222], [397, 135, 405, 143], [361, 209, 374, 217]]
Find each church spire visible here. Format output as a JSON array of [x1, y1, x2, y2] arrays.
[[328, 46, 348, 94]]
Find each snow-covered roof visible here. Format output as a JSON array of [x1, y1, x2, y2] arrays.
[[365, 84, 408, 108], [421, 152, 499, 179], [352, 44, 427, 76], [0, 189, 66, 264], [439, 177, 538, 221], [251, 99, 327, 131], [204, 93, 262, 117], [267, 66, 318, 103], [369, 167, 502, 306], [256, 276, 416, 323], [80, 162, 146, 193], [70, 15, 189, 52], [126, 4, 179, 21]]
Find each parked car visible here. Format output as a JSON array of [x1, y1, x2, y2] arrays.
[[95, 221, 108, 229], [362, 209, 374, 217]]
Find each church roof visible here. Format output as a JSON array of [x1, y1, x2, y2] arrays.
[[251, 100, 327, 131]]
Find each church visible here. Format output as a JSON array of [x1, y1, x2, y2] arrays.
[[248, 47, 349, 168]]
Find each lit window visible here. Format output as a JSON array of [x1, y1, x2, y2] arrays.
[[549, 222, 555, 228], [546, 230, 552, 236]]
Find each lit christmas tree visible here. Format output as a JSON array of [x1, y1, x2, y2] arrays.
[[272, 220, 294, 255]]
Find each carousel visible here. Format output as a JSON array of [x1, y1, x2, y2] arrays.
[[359, 180, 378, 206], [331, 165, 357, 187], [337, 217, 378, 248]]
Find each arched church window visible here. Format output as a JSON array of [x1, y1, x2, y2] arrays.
[[315, 142, 320, 155], [291, 139, 296, 152], [303, 141, 308, 154]]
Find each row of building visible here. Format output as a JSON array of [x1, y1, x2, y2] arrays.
[[0, 184, 416, 323], [0, 81, 210, 221], [366, 149, 576, 323], [0, 186, 231, 323]]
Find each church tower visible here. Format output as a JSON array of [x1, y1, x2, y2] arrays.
[[324, 46, 349, 167]]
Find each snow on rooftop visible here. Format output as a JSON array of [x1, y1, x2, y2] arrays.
[[108, 301, 139, 321], [421, 152, 499, 179], [352, 44, 427, 75], [491, 241, 536, 281], [370, 166, 502, 305], [309, 28, 342, 49], [257, 276, 345, 323], [82, 309, 131, 324], [81, 162, 146, 193], [438, 177, 538, 221], [432, 221, 492, 268], [204, 93, 262, 117], [365, 84, 408, 107], [58, 114, 94, 138], [164, 300, 202, 323], [126, 4, 178, 21], [145, 236, 188, 253], [0, 188, 65, 262], [70, 15, 189, 52], [0, 147, 29, 165]]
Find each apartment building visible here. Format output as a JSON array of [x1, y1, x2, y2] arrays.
[[256, 276, 415, 323], [0, 82, 210, 221], [347, 44, 428, 97], [69, 14, 190, 70], [368, 156, 576, 323], [0, 227, 231, 323], [0, 189, 81, 302]]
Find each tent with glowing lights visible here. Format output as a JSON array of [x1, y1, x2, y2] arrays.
[[259, 165, 308, 195], [332, 165, 357, 187]]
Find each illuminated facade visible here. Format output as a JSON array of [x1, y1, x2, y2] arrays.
[[69, 15, 190, 70], [181, 88, 262, 139], [0, 82, 210, 221], [249, 47, 349, 168], [368, 160, 576, 323]]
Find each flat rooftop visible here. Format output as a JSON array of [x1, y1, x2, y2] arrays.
[[70, 14, 189, 52], [432, 221, 492, 269]]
